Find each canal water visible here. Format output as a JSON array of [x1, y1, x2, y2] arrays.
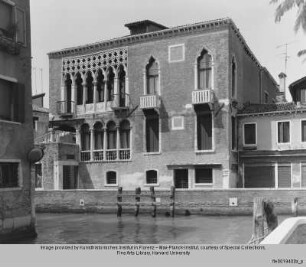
[[18, 213, 289, 244]]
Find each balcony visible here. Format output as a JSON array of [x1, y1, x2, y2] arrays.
[[192, 89, 214, 105], [0, 35, 22, 55], [139, 94, 160, 110], [80, 149, 131, 162], [57, 101, 75, 117], [111, 93, 130, 110]]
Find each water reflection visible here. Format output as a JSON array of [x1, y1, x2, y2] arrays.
[[5, 213, 288, 244]]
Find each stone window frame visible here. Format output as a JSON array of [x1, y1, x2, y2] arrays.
[[301, 119, 306, 143], [243, 122, 257, 147], [276, 162, 292, 189], [194, 110, 215, 153], [143, 114, 161, 155], [0, 159, 22, 191], [194, 48, 214, 91], [144, 169, 159, 186], [276, 120, 291, 145], [105, 170, 118, 187]]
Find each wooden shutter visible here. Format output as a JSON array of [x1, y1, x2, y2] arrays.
[[244, 165, 275, 188], [278, 165, 291, 188]]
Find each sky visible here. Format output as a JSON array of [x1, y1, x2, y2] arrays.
[[30, 0, 306, 106]]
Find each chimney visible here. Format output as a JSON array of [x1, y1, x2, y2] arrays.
[[125, 20, 168, 35], [276, 72, 287, 103]]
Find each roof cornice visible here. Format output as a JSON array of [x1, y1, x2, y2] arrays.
[[48, 18, 232, 58]]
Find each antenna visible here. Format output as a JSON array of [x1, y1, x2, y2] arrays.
[[276, 41, 297, 74]]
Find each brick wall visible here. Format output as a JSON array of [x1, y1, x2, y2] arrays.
[[35, 189, 306, 215]]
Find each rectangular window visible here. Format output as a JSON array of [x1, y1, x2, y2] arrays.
[[278, 121, 290, 143], [35, 163, 42, 188], [298, 89, 306, 104], [0, 162, 19, 188], [0, 1, 14, 39], [146, 116, 159, 152], [174, 169, 188, 189], [172, 116, 184, 130], [302, 121, 306, 142], [197, 112, 212, 150], [195, 168, 212, 184], [0, 79, 25, 123], [106, 171, 117, 185], [146, 170, 158, 184], [168, 44, 185, 62], [244, 123, 256, 146], [231, 116, 236, 150], [278, 165, 291, 188]]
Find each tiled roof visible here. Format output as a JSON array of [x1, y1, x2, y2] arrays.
[[238, 102, 306, 115]]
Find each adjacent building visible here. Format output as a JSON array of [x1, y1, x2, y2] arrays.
[[42, 18, 278, 191], [238, 74, 306, 189], [0, 0, 36, 241]]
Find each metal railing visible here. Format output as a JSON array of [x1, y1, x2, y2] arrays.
[[119, 149, 131, 160], [139, 94, 160, 109], [80, 151, 90, 162], [192, 89, 214, 104], [82, 149, 131, 162], [93, 150, 104, 161]]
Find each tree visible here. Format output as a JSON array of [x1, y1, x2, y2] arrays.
[[270, 0, 306, 57]]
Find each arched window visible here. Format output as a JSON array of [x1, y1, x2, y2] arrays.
[[120, 120, 130, 149], [106, 171, 117, 185], [97, 70, 105, 103], [146, 170, 157, 184], [231, 58, 237, 98], [146, 58, 159, 95], [80, 124, 90, 151], [86, 72, 94, 104], [107, 121, 117, 149], [118, 65, 126, 107], [76, 73, 83, 105], [65, 74, 72, 113], [94, 122, 103, 150], [107, 68, 114, 101], [197, 50, 212, 90]]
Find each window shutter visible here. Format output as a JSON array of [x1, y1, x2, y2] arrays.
[[278, 165, 291, 188], [244, 166, 275, 188]]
